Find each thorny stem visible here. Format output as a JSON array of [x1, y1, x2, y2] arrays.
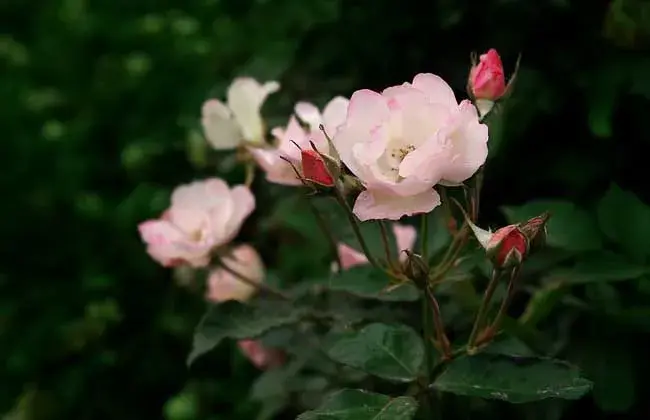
[[420, 213, 429, 259], [439, 186, 454, 228], [425, 286, 452, 358], [430, 223, 469, 282], [487, 266, 522, 337], [378, 220, 395, 269], [420, 284, 450, 420], [421, 294, 435, 419], [420, 285, 440, 419], [218, 259, 290, 300], [472, 169, 484, 221], [303, 196, 341, 271], [467, 268, 502, 353], [332, 188, 381, 269]]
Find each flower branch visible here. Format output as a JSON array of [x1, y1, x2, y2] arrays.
[[216, 258, 290, 301]]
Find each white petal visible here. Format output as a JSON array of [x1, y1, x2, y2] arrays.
[[294, 101, 322, 130], [227, 78, 279, 144], [201, 100, 242, 150]]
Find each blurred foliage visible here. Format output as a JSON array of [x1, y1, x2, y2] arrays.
[[2, 0, 650, 418]]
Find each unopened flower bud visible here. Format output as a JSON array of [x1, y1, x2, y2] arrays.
[[401, 250, 429, 286], [468, 49, 520, 118], [486, 225, 529, 269], [469, 49, 506, 101], [467, 220, 529, 269], [301, 149, 335, 187], [282, 140, 341, 192], [519, 212, 550, 253]]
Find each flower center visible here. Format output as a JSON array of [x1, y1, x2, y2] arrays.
[[389, 144, 415, 173], [189, 229, 203, 242]]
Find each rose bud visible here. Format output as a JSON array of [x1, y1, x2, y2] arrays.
[[469, 49, 506, 101], [486, 225, 529, 268], [467, 220, 530, 269], [301, 149, 335, 187], [519, 212, 550, 253], [468, 49, 520, 118]]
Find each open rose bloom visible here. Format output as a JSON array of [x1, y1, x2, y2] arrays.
[[335, 223, 417, 271], [333, 73, 488, 221], [202, 78, 280, 150], [206, 244, 265, 302], [248, 96, 349, 186], [205, 245, 285, 369], [138, 178, 255, 267]]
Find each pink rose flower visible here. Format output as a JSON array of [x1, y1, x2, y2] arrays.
[[206, 244, 265, 303], [335, 223, 417, 271], [204, 245, 283, 369], [138, 178, 255, 267], [469, 49, 506, 101], [237, 339, 285, 370], [333, 73, 488, 221], [202, 78, 280, 149], [248, 96, 349, 186]]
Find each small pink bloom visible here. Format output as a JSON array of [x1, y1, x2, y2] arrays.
[[237, 339, 285, 370], [333, 74, 488, 220], [248, 96, 349, 186], [336, 244, 369, 271], [206, 244, 265, 303], [469, 49, 506, 101], [138, 179, 255, 267], [335, 223, 417, 271]]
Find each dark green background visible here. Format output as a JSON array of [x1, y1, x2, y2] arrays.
[[3, 0, 650, 418]]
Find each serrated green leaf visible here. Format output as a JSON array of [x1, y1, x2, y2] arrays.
[[502, 200, 601, 252], [328, 266, 419, 302], [484, 336, 537, 357], [187, 299, 306, 365], [433, 353, 592, 403], [325, 323, 424, 382], [296, 389, 418, 420], [597, 183, 650, 261]]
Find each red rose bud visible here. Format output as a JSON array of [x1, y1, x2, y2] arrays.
[[301, 149, 335, 187], [519, 212, 550, 252], [486, 225, 529, 268], [469, 49, 506, 101], [466, 218, 529, 269]]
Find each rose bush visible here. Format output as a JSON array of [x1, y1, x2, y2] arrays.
[[137, 50, 596, 420]]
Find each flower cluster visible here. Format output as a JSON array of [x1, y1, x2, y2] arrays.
[[137, 48, 519, 369]]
